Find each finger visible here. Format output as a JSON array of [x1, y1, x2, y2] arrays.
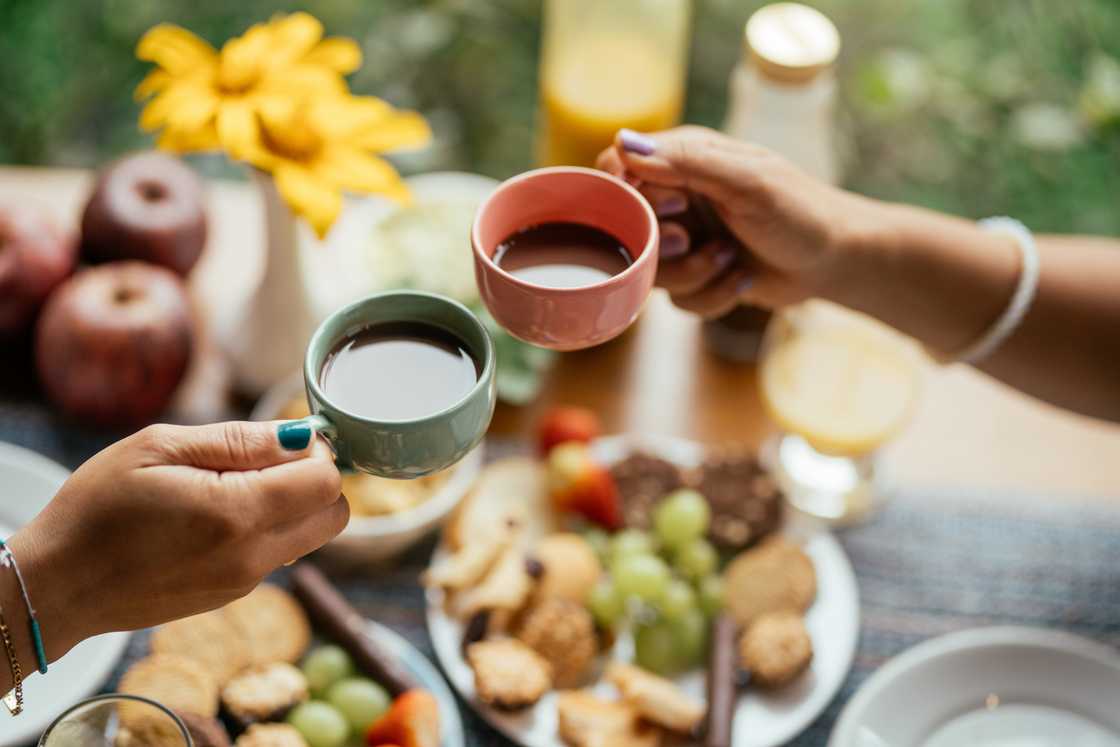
[[656, 239, 739, 295], [266, 495, 351, 566], [148, 420, 318, 472], [595, 146, 626, 177], [660, 221, 691, 260], [615, 126, 765, 203], [251, 441, 342, 524], [640, 185, 689, 217], [670, 266, 755, 319]]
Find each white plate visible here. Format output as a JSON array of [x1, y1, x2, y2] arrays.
[[426, 434, 860, 747], [829, 626, 1120, 747], [0, 442, 130, 747], [361, 618, 466, 747]]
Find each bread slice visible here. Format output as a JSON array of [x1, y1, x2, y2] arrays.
[[445, 457, 554, 551]]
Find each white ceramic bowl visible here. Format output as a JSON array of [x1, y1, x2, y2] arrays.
[[829, 626, 1120, 747], [252, 373, 482, 565]]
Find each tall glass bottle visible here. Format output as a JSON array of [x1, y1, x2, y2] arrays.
[[704, 2, 841, 362], [537, 0, 692, 168]]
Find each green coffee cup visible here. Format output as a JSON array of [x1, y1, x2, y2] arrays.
[[298, 290, 495, 478]]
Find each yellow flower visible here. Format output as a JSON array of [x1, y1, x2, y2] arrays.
[[242, 94, 431, 238], [135, 12, 361, 159]]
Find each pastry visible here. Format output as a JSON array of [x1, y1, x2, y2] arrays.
[[221, 662, 309, 728], [451, 544, 534, 619], [223, 584, 311, 666], [693, 450, 783, 550], [424, 530, 512, 591], [609, 453, 686, 531], [515, 598, 597, 688], [174, 712, 232, 747], [466, 639, 552, 710], [723, 537, 816, 627], [233, 723, 308, 747], [151, 609, 251, 685], [556, 690, 660, 747], [605, 662, 704, 734], [532, 533, 602, 605], [738, 611, 813, 689], [445, 457, 554, 551], [118, 654, 219, 722]]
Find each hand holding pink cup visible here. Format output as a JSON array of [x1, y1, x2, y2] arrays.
[[471, 166, 659, 351]]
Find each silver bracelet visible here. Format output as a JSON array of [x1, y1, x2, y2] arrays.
[[948, 217, 1040, 365]]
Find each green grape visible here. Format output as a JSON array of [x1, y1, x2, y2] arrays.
[[670, 608, 709, 669], [287, 701, 350, 747], [634, 620, 685, 676], [587, 578, 627, 629], [583, 528, 612, 565], [326, 677, 390, 733], [302, 645, 355, 695], [698, 574, 724, 618], [609, 529, 656, 567], [613, 553, 670, 602], [657, 578, 696, 622], [653, 490, 711, 549], [675, 538, 718, 581]]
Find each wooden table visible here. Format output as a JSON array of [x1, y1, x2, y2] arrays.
[[4, 166, 1119, 498]]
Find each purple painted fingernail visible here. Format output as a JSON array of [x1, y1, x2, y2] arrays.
[[656, 193, 688, 217], [620, 128, 657, 156], [661, 230, 689, 259], [736, 277, 754, 295], [715, 246, 738, 267]]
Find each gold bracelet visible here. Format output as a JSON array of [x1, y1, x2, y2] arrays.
[[0, 603, 23, 716]]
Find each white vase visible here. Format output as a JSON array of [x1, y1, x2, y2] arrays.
[[225, 169, 322, 397]]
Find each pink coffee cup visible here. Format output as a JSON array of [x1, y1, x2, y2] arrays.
[[471, 166, 659, 351]]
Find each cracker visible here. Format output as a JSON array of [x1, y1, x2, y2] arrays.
[[223, 584, 311, 666], [723, 537, 816, 627], [151, 609, 251, 685]]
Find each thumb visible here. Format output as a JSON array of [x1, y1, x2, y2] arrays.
[[614, 126, 764, 204], [148, 420, 319, 472]]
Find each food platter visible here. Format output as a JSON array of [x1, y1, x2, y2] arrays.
[[426, 433, 859, 747]]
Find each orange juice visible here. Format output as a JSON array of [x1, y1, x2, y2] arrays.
[[538, 35, 685, 167]]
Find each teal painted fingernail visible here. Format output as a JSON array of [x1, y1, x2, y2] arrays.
[[278, 420, 312, 450]]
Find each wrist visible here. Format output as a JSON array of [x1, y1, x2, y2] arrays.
[[816, 194, 900, 312], [4, 529, 85, 668]]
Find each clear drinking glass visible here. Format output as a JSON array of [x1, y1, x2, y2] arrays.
[[39, 694, 192, 747], [758, 301, 923, 524]]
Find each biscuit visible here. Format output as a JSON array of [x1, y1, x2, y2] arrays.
[[532, 533, 602, 605], [223, 584, 311, 666], [723, 537, 816, 627], [174, 712, 231, 747], [738, 611, 813, 689], [451, 544, 533, 619], [605, 662, 704, 734], [221, 662, 309, 727], [556, 690, 660, 747], [466, 639, 551, 710], [118, 654, 219, 723], [233, 723, 308, 747], [515, 598, 597, 688], [151, 609, 251, 685]]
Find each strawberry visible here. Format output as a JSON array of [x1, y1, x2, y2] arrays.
[[536, 406, 601, 456], [365, 690, 440, 747], [547, 442, 623, 530]]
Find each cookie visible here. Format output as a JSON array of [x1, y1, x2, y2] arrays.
[[451, 544, 533, 619], [532, 533, 602, 605], [151, 609, 251, 685], [693, 450, 783, 550], [556, 691, 660, 747], [466, 639, 552, 710], [605, 662, 704, 734], [723, 537, 816, 627], [221, 663, 309, 728], [609, 453, 686, 531], [234, 723, 308, 747], [174, 712, 232, 747], [515, 598, 597, 688], [223, 584, 311, 666], [118, 654, 219, 724], [738, 611, 813, 689]]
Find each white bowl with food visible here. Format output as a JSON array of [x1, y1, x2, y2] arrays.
[[252, 373, 483, 565]]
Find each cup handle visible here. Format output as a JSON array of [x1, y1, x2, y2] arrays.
[[294, 414, 350, 470]]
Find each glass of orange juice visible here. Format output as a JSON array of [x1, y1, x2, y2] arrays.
[[759, 301, 923, 524], [537, 0, 691, 167]]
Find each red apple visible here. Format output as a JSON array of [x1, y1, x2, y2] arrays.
[[0, 201, 76, 336], [35, 261, 194, 425], [81, 151, 207, 276]]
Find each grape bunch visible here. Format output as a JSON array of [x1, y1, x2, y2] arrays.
[[290, 645, 391, 747], [583, 489, 725, 676]]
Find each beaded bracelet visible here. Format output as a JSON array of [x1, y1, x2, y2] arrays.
[[0, 602, 23, 716], [0, 540, 47, 676]]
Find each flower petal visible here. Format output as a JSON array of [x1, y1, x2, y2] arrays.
[[136, 24, 217, 75], [166, 89, 219, 133], [218, 25, 271, 92], [134, 70, 172, 101], [303, 37, 362, 73], [350, 110, 431, 153], [157, 123, 221, 153], [138, 80, 210, 131], [306, 95, 390, 138], [216, 99, 260, 161], [313, 145, 407, 197], [267, 12, 324, 66], [274, 163, 342, 239], [259, 63, 348, 96]]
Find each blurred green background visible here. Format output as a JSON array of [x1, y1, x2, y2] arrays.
[[2, 0, 1119, 235]]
